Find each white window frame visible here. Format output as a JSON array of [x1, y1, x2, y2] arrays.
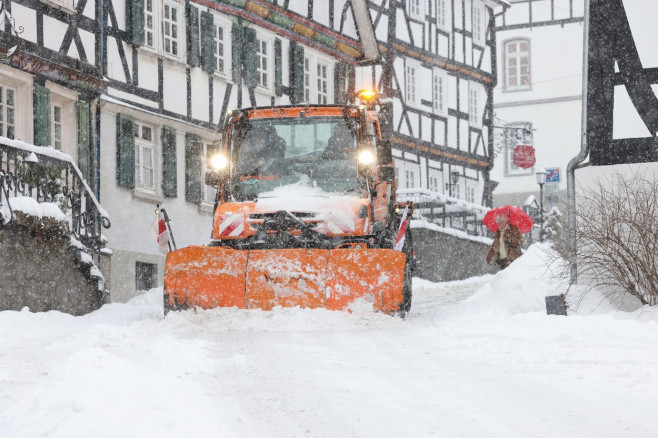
[[432, 69, 447, 115], [162, 0, 182, 59], [47, 84, 78, 158], [405, 61, 419, 107], [201, 141, 218, 205], [213, 16, 231, 78], [405, 169, 416, 189], [408, 0, 424, 21], [304, 56, 311, 102], [472, 4, 483, 45], [51, 104, 63, 150], [469, 85, 479, 126], [316, 61, 329, 104], [429, 176, 439, 193], [452, 182, 461, 199], [0, 84, 16, 140], [302, 52, 333, 104], [255, 34, 272, 91], [134, 122, 156, 192], [466, 185, 475, 204], [504, 39, 531, 91], [437, 0, 448, 30], [144, 0, 156, 50]]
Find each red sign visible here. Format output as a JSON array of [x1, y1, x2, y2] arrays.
[[513, 145, 536, 169]]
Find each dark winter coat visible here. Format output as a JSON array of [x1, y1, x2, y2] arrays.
[[485, 224, 523, 265]]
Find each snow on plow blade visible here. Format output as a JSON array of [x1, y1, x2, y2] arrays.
[[164, 246, 406, 313]]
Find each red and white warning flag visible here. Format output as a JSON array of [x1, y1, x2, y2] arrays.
[[149, 209, 170, 254], [393, 205, 409, 252]]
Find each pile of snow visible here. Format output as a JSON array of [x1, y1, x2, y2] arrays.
[[8, 196, 66, 221], [4, 243, 658, 437]]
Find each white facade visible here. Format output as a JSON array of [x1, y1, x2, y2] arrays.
[[492, 0, 585, 208]]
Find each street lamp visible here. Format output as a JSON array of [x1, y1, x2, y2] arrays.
[[535, 167, 547, 242], [445, 170, 460, 196]]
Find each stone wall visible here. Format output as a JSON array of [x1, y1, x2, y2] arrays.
[[411, 225, 497, 282], [0, 213, 107, 315]]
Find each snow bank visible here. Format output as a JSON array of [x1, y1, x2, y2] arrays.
[[9, 196, 66, 221]]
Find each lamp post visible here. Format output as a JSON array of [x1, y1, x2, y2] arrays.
[[535, 167, 547, 242], [445, 170, 460, 197]]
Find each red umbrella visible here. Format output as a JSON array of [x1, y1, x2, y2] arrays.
[[482, 205, 534, 234]]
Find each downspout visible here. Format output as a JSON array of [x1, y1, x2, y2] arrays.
[[566, 0, 591, 285]]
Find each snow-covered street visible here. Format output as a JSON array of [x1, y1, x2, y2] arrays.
[[2, 245, 658, 438]]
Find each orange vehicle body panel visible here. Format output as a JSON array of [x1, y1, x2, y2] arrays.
[[165, 246, 406, 313]]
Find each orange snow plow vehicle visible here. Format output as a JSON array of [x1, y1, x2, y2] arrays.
[[164, 92, 413, 316]]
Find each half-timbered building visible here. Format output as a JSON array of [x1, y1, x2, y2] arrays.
[[356, 0, 509, 208], [0, 0, 380, 301]]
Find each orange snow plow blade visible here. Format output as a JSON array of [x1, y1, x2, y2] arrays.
[[164, 246, 406, 313]]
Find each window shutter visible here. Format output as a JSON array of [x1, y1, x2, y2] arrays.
[[33, 85, 51, 147], [76, 101, 91, 182], [274, 38, 282, 97], [288, 42, 304, 103], [161, 126, 177, 198], [185, 133, 202, 204], [334, 62, 348, 104], [127, 0, 145, 47], [116, 113, 135, 189], [200, 11, 216, 73], [186, 4, 200, 67], [243, 27, 258, 89], [231, 26, 241, 84]]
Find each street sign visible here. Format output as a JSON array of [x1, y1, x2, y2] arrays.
[[545, 168, 560, 183], [513, 145, 536, 169]]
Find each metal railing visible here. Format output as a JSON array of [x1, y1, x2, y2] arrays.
[[396, 188, 492, 238], [0, 137, 110, 252]]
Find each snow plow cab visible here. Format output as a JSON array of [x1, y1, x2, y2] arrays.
[[164, 97, 413, 315]]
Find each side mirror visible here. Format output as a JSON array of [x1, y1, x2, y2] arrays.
[[378, 166, 395, 182], [376, 138, 393, 164]]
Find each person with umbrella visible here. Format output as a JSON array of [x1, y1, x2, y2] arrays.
[[482, 206, 533, 270]]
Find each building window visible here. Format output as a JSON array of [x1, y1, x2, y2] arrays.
[[408, 0, 424, 20], [452, 182, 460, 199], [429, 176, 439, 193], [469, 87, 478, 125], [135, 262, 157, 291], [504, 39, 531, 90], [214, 23, 227, 75], [144, 0, 155, 48], [317, 62, 329, 104], [256, 37, 269, 88], [437, 0, 447, 28], [162, 2, 181, 58], [202, 142, 217, 204], [0, 85, 16, 140], [472, 5, 483, 43], [134, 122, 155, 190], [433, 71, 446, 114], [405, 64, 417, 105], [304, 57, 311, 102], [52, 105, 62, 150], [466, 186, 475, 203], [405, 169, 415, 188]]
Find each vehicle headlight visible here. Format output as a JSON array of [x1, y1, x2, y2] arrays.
[[210, 154, 229, 170], [358, 149, 376, 166]]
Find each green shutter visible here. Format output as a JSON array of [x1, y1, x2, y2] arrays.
[[161, 126, 177, 198], [231, 26, 241, 83], [116, 113, 135, 189], [185, 133, 202, 204], [187, 4, 200, 67], [127, 0, 145, 47], [76, 101, 91, 181], [288, 42, 305, 104], [33, 85, 51, 147], [200, 11, 216, 73], [243, 27, 258, 89], [274, 38, 282, 96]]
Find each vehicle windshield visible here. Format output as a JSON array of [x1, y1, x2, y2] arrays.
[[230, 116, 364, 200]]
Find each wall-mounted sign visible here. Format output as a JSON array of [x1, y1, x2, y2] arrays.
[[513, 145, 536, 169]]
